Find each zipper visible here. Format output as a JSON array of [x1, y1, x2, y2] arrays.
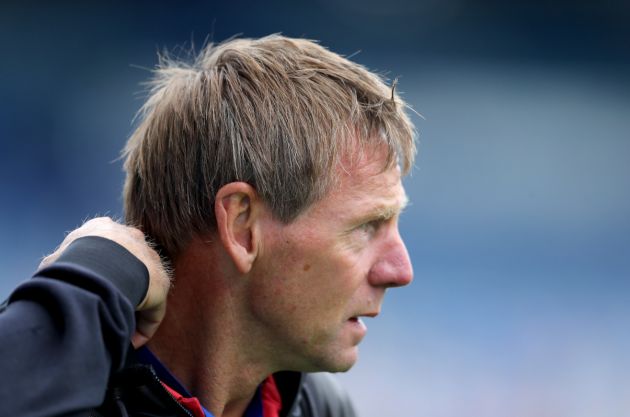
[[89, 366, 196, 417], [147, 369, 195, 417], [112, 387, 130, 417]]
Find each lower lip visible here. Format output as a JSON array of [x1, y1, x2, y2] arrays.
[[347, 317, 367, 336]]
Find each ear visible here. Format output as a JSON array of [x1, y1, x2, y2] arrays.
[[214, 182, 262, 274]]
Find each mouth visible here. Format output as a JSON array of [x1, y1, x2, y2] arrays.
[[347, 311, 379, 329], [346, 314, 375, 340], [347, 316, 367, 336]]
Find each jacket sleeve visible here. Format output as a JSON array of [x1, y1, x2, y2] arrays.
[[0, 236, 149, 417]]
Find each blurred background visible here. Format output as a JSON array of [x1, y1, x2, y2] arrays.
[[1, 1, 629, 416]]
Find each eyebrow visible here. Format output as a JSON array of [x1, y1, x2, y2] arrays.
[[371, 193, 409, 221]]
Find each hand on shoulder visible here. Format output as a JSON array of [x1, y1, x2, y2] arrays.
[[40, 216, 172, 348]]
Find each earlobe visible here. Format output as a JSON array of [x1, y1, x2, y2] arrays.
[[214, 183, 260, 274]]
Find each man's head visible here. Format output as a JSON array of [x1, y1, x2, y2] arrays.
[[123, 35, 415, 259], [123, 35, 416, 374]]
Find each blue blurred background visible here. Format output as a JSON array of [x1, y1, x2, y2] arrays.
[[1, 1, 629, 416]]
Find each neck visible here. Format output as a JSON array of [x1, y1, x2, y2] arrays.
[[148, 240, 275, 417]]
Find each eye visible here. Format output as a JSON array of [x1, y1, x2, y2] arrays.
[[356, 219, 384, 238]]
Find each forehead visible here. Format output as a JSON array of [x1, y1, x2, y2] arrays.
[[306, 145, 407, 220]]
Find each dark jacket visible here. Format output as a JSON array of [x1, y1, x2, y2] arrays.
[[0, 236, 356, 417], [91, 362, 355, 417]]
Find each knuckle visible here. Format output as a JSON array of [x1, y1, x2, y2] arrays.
[[129, 228, 146, 241]]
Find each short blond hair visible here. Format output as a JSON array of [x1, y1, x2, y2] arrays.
[[123, 35, 416, 258]]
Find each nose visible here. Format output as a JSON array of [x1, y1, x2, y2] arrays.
[[367, 228, 413, 288]]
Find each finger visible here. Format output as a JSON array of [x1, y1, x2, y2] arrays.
[[39, 254, 55, 270], [131, 305, 167, 349]]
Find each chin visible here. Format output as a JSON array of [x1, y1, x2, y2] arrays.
[[312, 347, 359, 373], [329, 361, 355, 373]]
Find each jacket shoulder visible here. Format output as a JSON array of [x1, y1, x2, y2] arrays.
[[290, 373, 357, 417]]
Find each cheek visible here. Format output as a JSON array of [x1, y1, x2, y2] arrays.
[[254, 231, 364, 320], [250, 253, 318, 320], [266, 264, 353, 330], [307, 259, 366, 318]]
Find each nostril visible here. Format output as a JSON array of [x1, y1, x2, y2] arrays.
[[368, 247, 413, 287], [368, 261, 412, 287]]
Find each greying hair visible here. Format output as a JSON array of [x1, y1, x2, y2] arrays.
[[123, 34, 416, 258]]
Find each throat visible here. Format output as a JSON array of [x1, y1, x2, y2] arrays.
[[147, 322, 277, 417]]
